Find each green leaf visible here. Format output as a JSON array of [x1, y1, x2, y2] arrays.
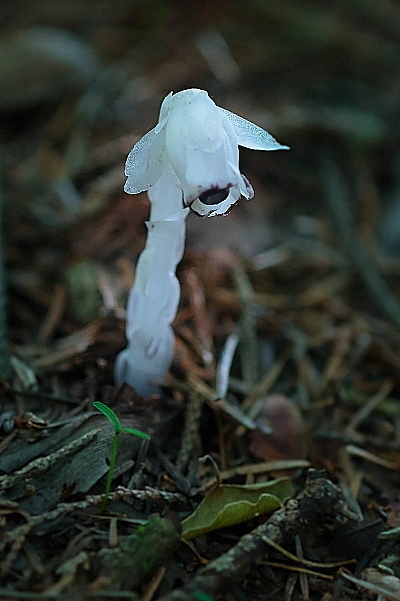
[[181, 478, 294, 540], [93, 402, 150, 440], [120, 427, 151, 440], [93, 401, 122, 433]]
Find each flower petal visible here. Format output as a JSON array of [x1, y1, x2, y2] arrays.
[[167, 90, 226, 153], [190, 185, 241, 217], [184, 145, 236, 187], [238, 172, 254, 200], [158, 91, 174, 122], [219, 108, 289, 151], [124, 120, 167, 194], [181, 157, 240, 207], [167, 99, 244, 208]]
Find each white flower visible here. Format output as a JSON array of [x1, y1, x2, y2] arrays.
[[116, 89, 289, 397], [124, 88, 288, 217]]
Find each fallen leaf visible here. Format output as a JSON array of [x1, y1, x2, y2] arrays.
[[249, 394, 304, 462], [181, 478, 294, 540]]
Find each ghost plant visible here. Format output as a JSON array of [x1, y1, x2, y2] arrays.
[[115, 88, 288, 396]]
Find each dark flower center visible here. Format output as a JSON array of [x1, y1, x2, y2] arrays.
[[198, 187, 230, 205]]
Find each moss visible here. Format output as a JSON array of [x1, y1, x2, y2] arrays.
[[110, 515, 181, 590]]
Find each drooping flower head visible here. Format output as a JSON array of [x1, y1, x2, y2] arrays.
[[116, 89, 289, 396], [124, 88, 288, 217]]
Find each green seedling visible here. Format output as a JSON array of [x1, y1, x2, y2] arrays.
[[93, 401, 150, 511]]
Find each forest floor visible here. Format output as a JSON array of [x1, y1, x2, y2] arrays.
[[2, 2, 400, 600]]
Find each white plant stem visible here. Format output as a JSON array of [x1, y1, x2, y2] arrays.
[[114, 88, 289, 397], [115, 171, 189, 396]]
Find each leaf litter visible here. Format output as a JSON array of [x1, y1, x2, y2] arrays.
[[2, 1, 400, 599]]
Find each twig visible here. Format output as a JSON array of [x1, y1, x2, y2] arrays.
[[339, 568, 400, 601], [154, 447, 192, 495], [0, 428, 101, 493], [264, 562, 334, 580], [183, 268, 214, 366], [0, 485, 187, 576], [185, 374, 256, 429], [346, 444, 400, 469], [176, 389, 204, 475], [345, 379, 393, 433], [215, 330, 240, 399], [262, 536, 354, 569], [295, 535, 310, 601], [219, 459, 310, 480]]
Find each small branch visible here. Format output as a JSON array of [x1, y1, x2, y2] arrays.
[[0, 429, 101, 494], [0, 485, 187, 576]]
